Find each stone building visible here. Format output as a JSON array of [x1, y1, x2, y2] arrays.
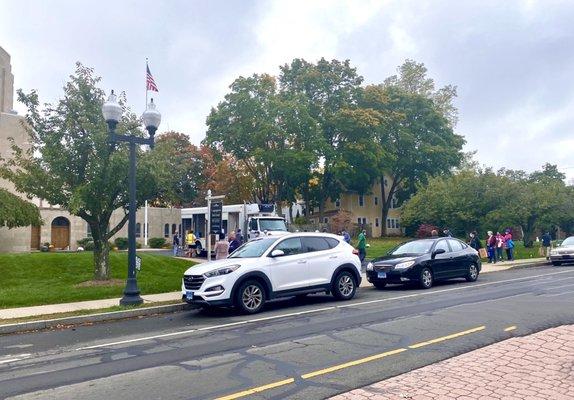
[[0, 45, 181, 252]]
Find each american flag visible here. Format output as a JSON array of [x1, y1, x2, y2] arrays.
[[146, 64, 159, 92]]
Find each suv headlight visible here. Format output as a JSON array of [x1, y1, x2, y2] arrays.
[[394, 260, 416, 270], [204, 264, 241, 278], [366, 262, 374, 271]]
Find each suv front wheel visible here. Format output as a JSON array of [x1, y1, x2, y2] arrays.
[[332, 271, 357, 300], [235, 280, 266, 314]]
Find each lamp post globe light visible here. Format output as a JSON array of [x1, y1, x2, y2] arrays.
[[102, 90, 161, 306]]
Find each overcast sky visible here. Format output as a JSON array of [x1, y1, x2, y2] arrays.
[[1, 0, 573, 181]]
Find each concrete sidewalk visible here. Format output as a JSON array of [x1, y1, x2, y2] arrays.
[[0, 257, 549, 321], [331, 324, 574, 400]]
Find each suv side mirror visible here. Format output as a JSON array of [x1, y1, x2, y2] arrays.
[[432, 248, 446, 259], [270, 249, 285, 258]]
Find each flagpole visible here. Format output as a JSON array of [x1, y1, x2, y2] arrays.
[[145, 58, 148, 109]]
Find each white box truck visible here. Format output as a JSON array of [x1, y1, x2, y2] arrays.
[[181, 203, 288, 256]]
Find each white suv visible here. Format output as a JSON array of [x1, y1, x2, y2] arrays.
[[181, 233, 362, 314]]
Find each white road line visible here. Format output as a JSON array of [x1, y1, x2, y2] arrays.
[[77, 329, 198, 350], [338, 269, 574, 309], [0, 353, 31, 365], [543, 289, 574, 297], [545, 283, 574, 290], [76, 269, 574, 351]]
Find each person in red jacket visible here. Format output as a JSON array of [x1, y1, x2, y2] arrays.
[[486, 231, 497, 263]]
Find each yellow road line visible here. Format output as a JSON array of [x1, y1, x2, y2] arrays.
[[301, 348, 407, 379], [215, 378, 295, 400], [504, 325, 517, 332], [408, 326, 486, 349], [215, 325, 486, 399]]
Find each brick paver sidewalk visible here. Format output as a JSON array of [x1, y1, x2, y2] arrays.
[[331, 325, 574, 400]]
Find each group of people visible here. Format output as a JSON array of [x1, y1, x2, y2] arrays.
[[172, 229, 245, 259], [213, 229, 245, 259], [468, 229, 515, 263]]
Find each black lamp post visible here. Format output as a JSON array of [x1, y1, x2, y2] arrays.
[[102, 90, 161, 306]]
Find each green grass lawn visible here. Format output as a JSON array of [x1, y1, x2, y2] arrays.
[[359, 237, 545, 261], [0, 252, 196, 309]]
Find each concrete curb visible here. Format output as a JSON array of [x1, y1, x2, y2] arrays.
[[0, 259, 551, 336], [0, 302, 195, 336]]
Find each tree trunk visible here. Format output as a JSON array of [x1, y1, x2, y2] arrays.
[[380, 177, 388, 237], [93, 238, 111, 280]]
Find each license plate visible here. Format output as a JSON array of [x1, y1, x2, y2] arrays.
[[186, 291, 194, 300], [377, 271, 387, 279]]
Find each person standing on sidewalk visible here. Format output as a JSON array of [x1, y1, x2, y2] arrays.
[[486, 231, 497, 263], [172, 234, 180, 257], [214, 233, 230, 260], [358, 229, 367, 263], [504, 229, 514, 261], [541, 231, 552, 260], [186, 230, 197, 258], [342, 229, 351, 244], [496, 232, 504, 261], [469, 231, 482, 251]]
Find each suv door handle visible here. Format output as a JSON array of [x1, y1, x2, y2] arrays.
[[329, 255, 338, 259], [297, 260, 307, 264]]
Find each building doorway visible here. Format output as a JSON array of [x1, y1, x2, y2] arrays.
[[51, 217, 70, 249], [30, 225, 41, 249]]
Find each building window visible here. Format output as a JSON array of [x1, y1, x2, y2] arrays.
[[387, 218, 391, 229], [324, 217, 328, 223], [362, 218, 367, 225], [359, 195, 364, 207], [357, 218, 362, 225], [396, 220, 400, 229], [164, 223, 170, 238], [335, 199, 340, 208], [374, 197, 378, 206], [136, 223, 141, 238], [86, 224, 92, 238], [391, 219, 396, 229], [375, 218, 379, 227], [178, 224, 182, 235], [171, 224, 177, 235]]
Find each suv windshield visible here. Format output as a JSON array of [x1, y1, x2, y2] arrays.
[[229, 238, 277, 258], [259, 219, 287, 232], [389, 240, 434, 256]]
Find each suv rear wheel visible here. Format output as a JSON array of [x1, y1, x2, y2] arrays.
[[235, 280, 265, 314], [332, 271, 357, 300]]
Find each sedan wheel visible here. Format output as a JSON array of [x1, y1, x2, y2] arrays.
[[466, 263, 479, 282], [419, 267, 433, 289], [333, 271, 357, 300], [236, 280, 265, 314]]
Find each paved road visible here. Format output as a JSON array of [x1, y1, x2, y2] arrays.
[[1, 265, 573, 400]]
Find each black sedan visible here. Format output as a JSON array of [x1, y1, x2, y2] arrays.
[[366, 237, 481, 289]]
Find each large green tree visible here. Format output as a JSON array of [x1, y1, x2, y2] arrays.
[[401, 164, 573, 245], [0, 63, 158, 280], [279, 58, 372, 218], [204, 73, 321, 207], [359, 82, 465, 236], [0, 189, 42, 228], [147, 131, 204, 207]]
